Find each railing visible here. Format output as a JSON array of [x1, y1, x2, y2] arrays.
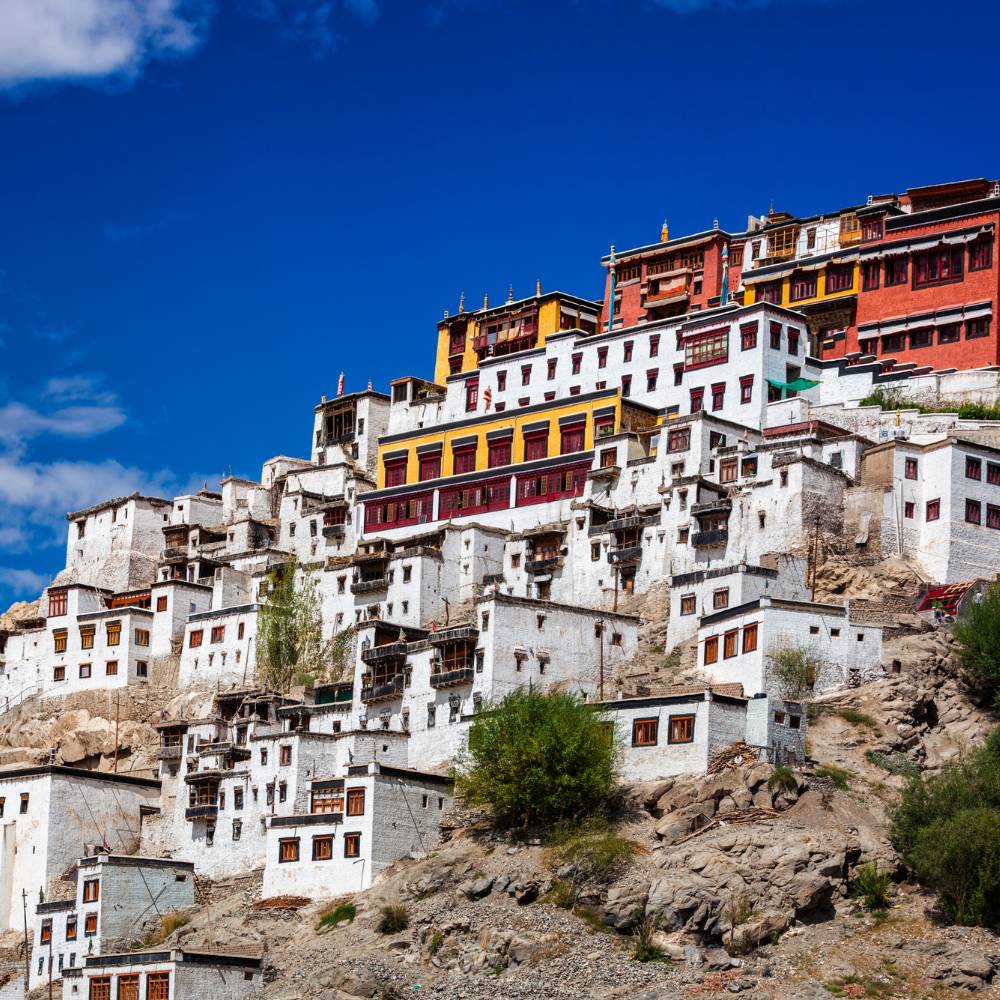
[[608, 514, 658, 532], [157, 745, 182, 761], [692, 529, 729, 547], [430, 667, 474, 689], [588, 465, 620, 480], [526, 558, 561, 574], [361, 641, 408, 664], [691, 499, 732, 517], [609, 545, 642, 564], [184, 804, 218, 821], [429, 626, 479, 644], [0, 682, 42, 719], [361, 674, 404, 703], [353, 577, 389, 594], [322, 524, 346, 538]]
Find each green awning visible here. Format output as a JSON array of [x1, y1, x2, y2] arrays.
[[766, 377, 820, 393]]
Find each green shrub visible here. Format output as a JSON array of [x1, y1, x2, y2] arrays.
[[542, 878, 577, 909], [953, 585, 1000, 702], [814, 764, 851, 790], [891, 730, 1000, 927], [317, 901, 356, 930], [550, 816, 635, 884], [767, 763, 797, 794], [865, 750, 920, 779], [141, 911, 189, 945], [768, 644, 825, 700], [859, 388, 1000, 423], [428, 929, 444, 956], [453, 688, 619, 829], [852, 862, 891, 910], [840, 709, 878, 730], [376, 904, 410, 934], [631, 917, 667, 963]]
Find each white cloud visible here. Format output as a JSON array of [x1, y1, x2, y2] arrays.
[[0, 567, 50, 597], [0, 401, 126, 448], [0, 0, 213, 89], [42, 374, 117, 406]]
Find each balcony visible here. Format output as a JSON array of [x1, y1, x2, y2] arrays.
[[588, 465, 620, 481], [157, 745, 182, 761], [607, 514, 658, 533], [361, 674, 404, 703], [322, 523, 346, 539], [691, 499, 732, 517], [691, 528, 729, 547], [430, 666, 474, 689], [526, 558, 561, 575], [609, 545, 642, 564], [162, 547, 188, 562], [269, 812, 343, 829], [361, 641, 408, 664], [184, 768, 222, 784], [353, 577, 389, 595], [429, 626, 479, 645], [185, 804, 218, 822]]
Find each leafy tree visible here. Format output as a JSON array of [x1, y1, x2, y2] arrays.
[[255, 558, 345, 691], [453, 689, 619, 829], [953, 585, 1000, 702], [767, 643, 824, 700], [891, 730, 1000, 927]]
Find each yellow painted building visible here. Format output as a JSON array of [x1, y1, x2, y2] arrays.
[[433, 290, 600, 385], [743, 257, 859, 310], [375, 389, 658, 489]]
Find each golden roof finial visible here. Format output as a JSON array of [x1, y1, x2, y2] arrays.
[[506, 284, 514, 303], [661, 219, 669, 242], [535, 278, 542, 297]]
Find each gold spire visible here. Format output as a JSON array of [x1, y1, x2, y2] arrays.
[[506, 284, 514, 303], [661, 219, 669, 242], [535, 278, 542, 297]]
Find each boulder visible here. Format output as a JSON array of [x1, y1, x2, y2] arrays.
[[602, 883, 648, 932], [460, 877, 494, 900]]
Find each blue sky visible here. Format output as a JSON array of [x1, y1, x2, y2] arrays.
[[1, 0, 999, 607]]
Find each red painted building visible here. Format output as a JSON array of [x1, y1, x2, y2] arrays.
[[843, 179, 999, 370], [598, 227, 740, 332]]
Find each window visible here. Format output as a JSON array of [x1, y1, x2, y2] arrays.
[[989, 462, 1000, 485], [910, 328, 932, 349], [926, 499, 941, 521], [83, 878, 99, 902], [769, 323, 782, 350], [704, 635, 718, 665], [826, 265, 854, 293], [105, 660, 118, 676], [970, 240, 992, 271], [711, 383, 725, 411], [787, 330, 800, 355], [237, 622, 245, 640], [645, 368, 658, 392], [789, 273, 817, 300], [189, 630, 203, 648], [719, 457, 738, 484], [885, 256, 907, 286], [988, 504, 1000, 530], [967, 456, 982, 480], [136, 659, 148, 679], [595, 416, 615, 439], [621, 375, 631, 397], [146, 974, 170, 1000], [345, 832, 361, 857], [545, 359, 556, 381], [904, 501, 915, 518], [346, 788, 366, 816], [939, 323, 961, 344], [757, 280, 782, 304], [523, 433, 548, 462], [597, 347, 608, 369], [740, 323, 758, 351], [967, 318, 991, 340], [690, 388, 704, 413], [669, 715, 694, 743], [486, 440, 511, 469], [88, 978, 111, 1000], [385, 460, 406, 487], [861, 261, 880, 291], [419, 454, 441, 482], [105, 622, 121, 646], [649, 334, 660, 357], [862, 216, 883, 241], [678, 594, 697, 617], [278, 743, 292, 767], [80, 626, 95, 650], [739, 375, 754, 404], [453, 446, 476, 475], [427, 703, 436, 729], [40, 918, 52, 944], [66, 914, 77, 940], [913, 247, 963, 288], [520, 364, 532, 386], [465, 378, 479, 412], [712, 588, 729, 610], [623, 341, 633, 362], [723, 630, 738, 658], [742, 623, 758, 653], [496, 371, 507, 391], [135, 628, 150, 647], [904, 458, 918, 479], [84, 913, 98, 936], [79, 663, 92, 679], [667, 428, 690, 452], [632, 718, 658, 746], [47, 590, 67, 617], [311, 834, 334, 861], [208, 625, 224, 644], [560, 426, 584, 454], [279, 838, 300, 863], [118, 976, 140, 1000], [53, 630, 67, 653], [966, 499, 982, 525], [683, 329, 728, 369]]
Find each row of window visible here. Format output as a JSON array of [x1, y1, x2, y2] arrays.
[[632, 714, 694, 747], [189, 622, 246, 648], [39, 904, 99, 946], [703, 623, 759, 664], [86, 972, 170, 1000], [52, 625, 148, 653], [861, 241, 993, 292], [48, 593, 172, 618], [278, 831, 361, 863], [964, 500, 1000, 529], [861, 318, 990, 355], [52, 661, 145, 681]]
